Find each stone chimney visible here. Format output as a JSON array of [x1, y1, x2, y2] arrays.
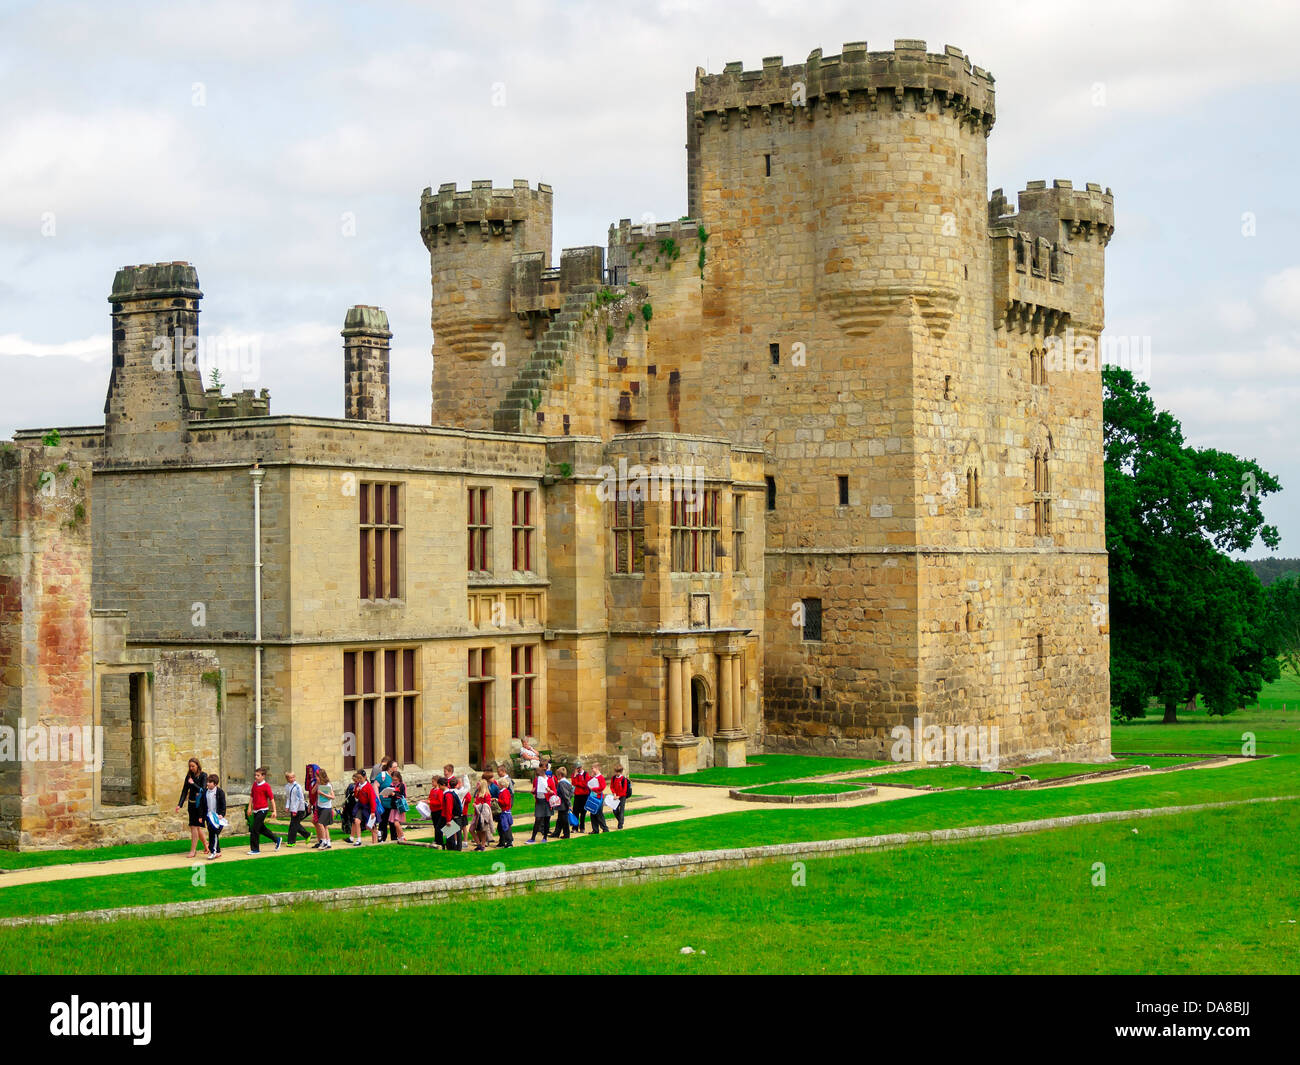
[[104, 262, 206, 456], [342, 305, 391, 423]]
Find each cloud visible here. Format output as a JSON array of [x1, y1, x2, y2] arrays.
[[0, 333, 108, 361], [1262, 266, 1300, 320]]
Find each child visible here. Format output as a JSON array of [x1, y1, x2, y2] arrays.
[[551, 765, 573, 840], [495, 773, 514, 848], [586, 762, 609, 834], [284, 770, 311, 846], [528, 768, 556, 843], [373, 758, 394, 842], [441, 775, 464, 851], [610, 765, 631, 830], [350, 770, 378, 845], [247, 766, 282, 854], [428, 776, 446, 844], [313, 769, 334, 849], [471, 778, 494, 851], [203, 773, 227, 858], [572, 762, 590, 833], [387, 770, 408, 842]]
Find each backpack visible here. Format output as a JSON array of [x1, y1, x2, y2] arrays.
[[451, 792, 464, 819]]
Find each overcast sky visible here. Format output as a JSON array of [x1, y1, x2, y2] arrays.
[[1, 0, 1296, 556]]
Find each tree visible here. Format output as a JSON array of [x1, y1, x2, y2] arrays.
[[1104, 367, 1281, 721], [1269, 576, 1300, 681]]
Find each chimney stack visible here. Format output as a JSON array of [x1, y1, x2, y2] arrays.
[[342, 305, 392, 423]]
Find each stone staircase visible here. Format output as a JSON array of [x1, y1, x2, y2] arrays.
[[493, 284, 613, 433]]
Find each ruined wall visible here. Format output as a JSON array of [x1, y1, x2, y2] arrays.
[[0, 445, 95, 847]]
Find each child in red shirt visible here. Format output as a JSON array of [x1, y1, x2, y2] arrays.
[[428, 777, 445, 843], [610, 765, 631, 830], [586, 763, 609, 834], [247, 767, 282, 854], [350, 771, 378, 845], [495, 775, 515, 848]]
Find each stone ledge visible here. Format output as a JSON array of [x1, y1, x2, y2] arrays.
[[2, 795, 1293, 929], [728, 786, 877, 804]]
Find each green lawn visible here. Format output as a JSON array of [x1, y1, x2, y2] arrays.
[[739, 781, 868, 797], [1, 735, 1295, 922], [5, 798, 1294, 974], [852, 766, 1016, 789], [634, 753, 890, 787], [1016, 755, 1199, 782]]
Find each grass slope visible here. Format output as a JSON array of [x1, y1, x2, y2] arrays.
[[4, 799, 1295, 974]]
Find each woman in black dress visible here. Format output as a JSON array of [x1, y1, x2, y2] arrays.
[[175, 758, 208, 857]]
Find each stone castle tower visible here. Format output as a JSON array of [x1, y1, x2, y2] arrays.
[[421, 40, 1114, 763]]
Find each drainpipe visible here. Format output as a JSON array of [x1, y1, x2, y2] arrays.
[[250, 463, 265, 770]]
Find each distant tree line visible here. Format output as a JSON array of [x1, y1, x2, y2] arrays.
[[1245, 557, 1300, 587]]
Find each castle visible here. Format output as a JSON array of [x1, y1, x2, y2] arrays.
[[0, 39, 1113, 848]]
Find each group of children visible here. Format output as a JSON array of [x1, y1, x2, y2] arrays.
[[177, 753, 635, 859]]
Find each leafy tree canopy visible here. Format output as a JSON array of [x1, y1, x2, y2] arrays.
[[1104, 367, 1281, 720]]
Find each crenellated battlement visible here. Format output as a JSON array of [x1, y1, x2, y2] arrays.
[[993, 179, 1115, 246], [419, 179, 553, 246], [691, 40, 994, 133], [608, 217, 705, 248]]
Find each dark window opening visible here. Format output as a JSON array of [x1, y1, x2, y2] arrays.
[[769, 342, 779, 365], [802, 598, 823, 641], [838, 475, 848, 506], [764, 153, 771, 177], [765, 475, 776, 511]]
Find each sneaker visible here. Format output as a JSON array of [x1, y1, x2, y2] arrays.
[[310, 841, 322, 849], [275, 838, 282, 851], [322, 842, 332, 849], [247, 850, 260, 855], [350, 839, 362, 847]]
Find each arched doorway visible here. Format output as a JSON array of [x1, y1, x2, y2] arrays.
[[690, 676, 706, 737]]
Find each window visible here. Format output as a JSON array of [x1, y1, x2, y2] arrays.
[[510, 645, 537, 738], [764, 153, 771, 177], [838, 475, 849, 506], [612, 494, 646, 574], [511, 488, 535, 572], [966, 468, 981, 508], [360, 482, 403, 600], [770, 342, 780, 365], [1036, 633, 1045, 670], [802, 598, 822, 641], [343, 647, 418, 770], [1030, 348, 1047, 386], [765, 475, 776, 511], [467, 487, 491, 574], [1033, 448, 1053, 536], [468, 647, 493, 766], [671, 488, 720, 573], [732, 493, 745, 575]]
